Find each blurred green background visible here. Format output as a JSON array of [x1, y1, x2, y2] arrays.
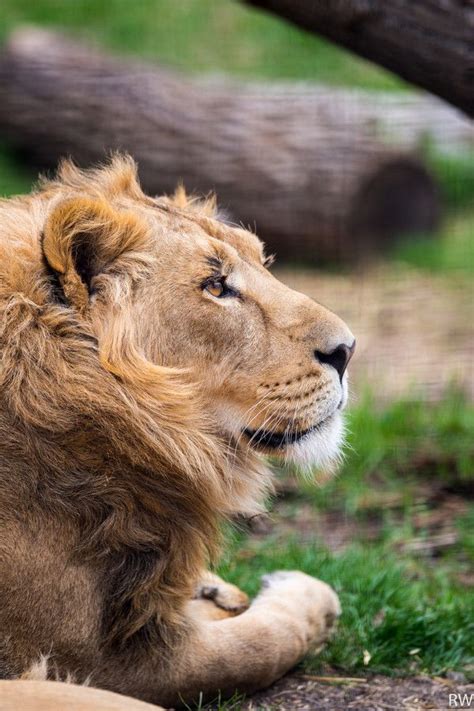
[[1, 0, 473, 274], [1, 0, 473, 695], [1, 0, 407, 86]]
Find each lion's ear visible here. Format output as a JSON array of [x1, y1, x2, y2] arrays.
[[43, 196, 149, 310]]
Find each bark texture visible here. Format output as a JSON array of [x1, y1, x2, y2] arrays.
[[0, 29, 441, 262], [245, 0, 474, 117]]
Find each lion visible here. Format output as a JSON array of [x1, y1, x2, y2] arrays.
[[0, 155, 355, 710]]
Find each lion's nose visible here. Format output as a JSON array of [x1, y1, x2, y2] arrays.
[[315, 340, 355, 381]]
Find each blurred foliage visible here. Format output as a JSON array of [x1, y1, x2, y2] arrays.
[[0, 0, 406, 88], [0, 0, 471, 276], [306, 388, 474, 514], [395, 212, 474, 276], [394, 150, 474, 276], [0, 145, 35, 197], [430, 151, 474, 211]]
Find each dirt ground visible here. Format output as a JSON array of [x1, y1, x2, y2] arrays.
[[240, 673, 474, 711], [247, 485, 471, 566], [275, 266, 473, 401]]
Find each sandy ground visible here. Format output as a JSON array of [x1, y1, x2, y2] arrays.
[[275, 265, 473, 401]]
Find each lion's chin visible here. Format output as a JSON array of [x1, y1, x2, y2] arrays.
[[243, 411, 345, 472], [281, 411, 345, 472], [217, 402, 345, 472]]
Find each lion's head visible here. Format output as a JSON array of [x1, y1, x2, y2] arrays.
[[39, 156, 354, 471]]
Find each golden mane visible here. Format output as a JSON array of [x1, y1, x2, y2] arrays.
[[0, 156, 269, 651]]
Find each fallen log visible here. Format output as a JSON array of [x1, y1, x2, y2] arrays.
[[244, 0, 474, 118], [0, 28, 440, 262]]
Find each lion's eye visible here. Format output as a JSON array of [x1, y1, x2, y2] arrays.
[[203, 276, 239, 299], [206, 279, 225, 298]]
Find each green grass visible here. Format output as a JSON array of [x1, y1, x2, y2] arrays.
[[184, 691, 246, 711], [214, 391, 474, 686], [307, 389, 474, 514], [394, 211, 474, 276], [393, 149, 474, 277], [0, 0, 405, 88], [219, 538, 473, 679], [0, 145, 35, 198], [430, 152, 474, 212]]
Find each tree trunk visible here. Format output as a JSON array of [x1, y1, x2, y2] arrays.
[[244, 0, 474, 118], [0, 28, 440, 263]]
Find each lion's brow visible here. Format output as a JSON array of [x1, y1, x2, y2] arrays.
[[206, 255, 223, 271]]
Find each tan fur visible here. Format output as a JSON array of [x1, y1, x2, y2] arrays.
[[0, 681, 162, 711], [0, 156, 353, 708]]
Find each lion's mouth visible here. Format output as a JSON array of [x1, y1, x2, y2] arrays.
[[243, 415, 332, 450]]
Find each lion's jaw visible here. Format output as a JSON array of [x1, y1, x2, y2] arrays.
[[242, 367, 351, 470], [211, 374, 348, 472]]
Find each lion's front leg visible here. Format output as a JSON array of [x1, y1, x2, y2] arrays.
[[189, 571, 250, 621], [173, 571, 340, 705]]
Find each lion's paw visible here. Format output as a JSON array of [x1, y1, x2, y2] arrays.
[[260, 570, 340, 646], [199, 580, 250, 614]]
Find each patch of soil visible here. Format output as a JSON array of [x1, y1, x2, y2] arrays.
[[246, 504, 381, 552], [245, 486, 469, 564], [239, 673, 474, 710]]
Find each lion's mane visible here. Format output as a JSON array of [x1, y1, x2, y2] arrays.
[[0, 157, 269, 653]]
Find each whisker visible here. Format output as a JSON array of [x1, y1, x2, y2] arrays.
[[232, 396, 274, 454]]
